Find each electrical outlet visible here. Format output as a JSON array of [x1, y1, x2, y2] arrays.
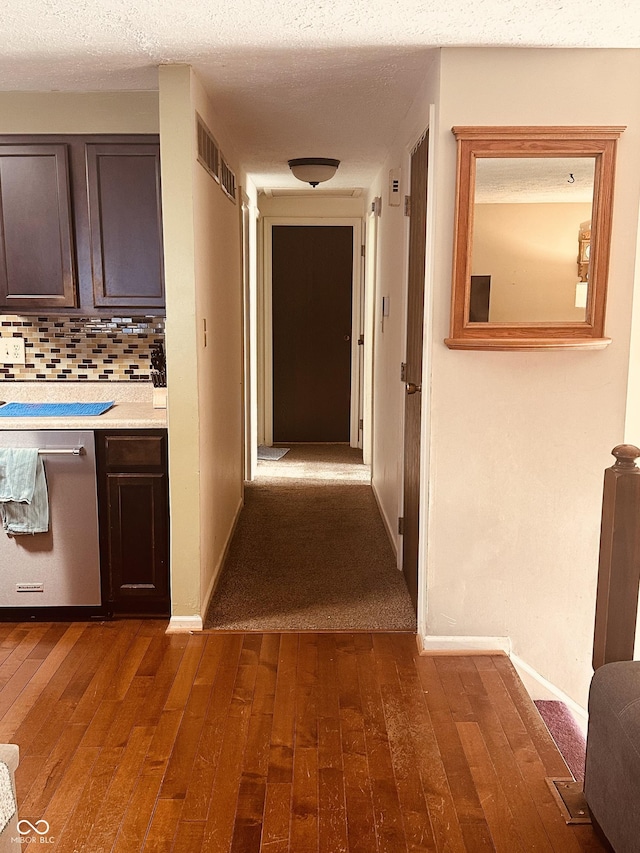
[[0, 336, 26, 364]]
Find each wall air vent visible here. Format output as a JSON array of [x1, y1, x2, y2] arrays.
[[220, 157, 237, 204], [196, 114, 220, 183]]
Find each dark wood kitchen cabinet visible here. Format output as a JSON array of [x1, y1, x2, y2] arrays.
[[0, 144, 77, 311], [86, 143, 164, 310], [96, 430, 170, 617], [0, 135, 165, 315]]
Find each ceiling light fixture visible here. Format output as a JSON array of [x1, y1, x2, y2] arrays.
[[288, 157, 340, 187]]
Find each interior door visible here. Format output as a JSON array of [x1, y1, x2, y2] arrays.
[[402, 132, 429, 610], [271, 225, 353, 442]]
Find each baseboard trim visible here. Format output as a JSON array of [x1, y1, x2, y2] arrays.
[[510, 652, 588, 729], [166, 615, 203, 633], [418, 634, 512, 654], [200, 496, 244, 623], [371, 479, 398, 559], [167, 496, 244, 634]]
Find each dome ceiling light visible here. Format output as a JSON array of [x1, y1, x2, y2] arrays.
[[288, 158, 340, 188]]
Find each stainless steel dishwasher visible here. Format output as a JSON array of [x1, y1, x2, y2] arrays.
[[0, 430, 102, 614]]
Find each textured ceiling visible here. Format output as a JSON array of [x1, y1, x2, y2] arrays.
[[2, 0, 638, 190], [475, 157, 595, 203]]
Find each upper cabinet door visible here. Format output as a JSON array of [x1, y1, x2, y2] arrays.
[[86, 143, 165, 310], [0, 144, 77, 311]]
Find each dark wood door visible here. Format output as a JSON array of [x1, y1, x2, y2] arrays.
[[272, 225, 353, 442], [96, 431, 170, 616], [86, 143, 164, 309], [0, 144, 77, 310], [469, 275, 491, 322], [402, 132, 429, 610]]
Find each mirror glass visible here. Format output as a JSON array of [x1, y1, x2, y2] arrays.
[[446, 126, 624, 351], [470, 157, 595, 324]]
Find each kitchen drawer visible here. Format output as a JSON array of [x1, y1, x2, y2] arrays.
[[103, 433, 165, 469]]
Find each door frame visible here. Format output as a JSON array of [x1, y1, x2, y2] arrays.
[[241, 190, 259, 482], [398, 109, 437, 637], [362, 206, 379, 466], [261, 217, 364, 447]]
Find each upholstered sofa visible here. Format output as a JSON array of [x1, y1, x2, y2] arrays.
[[584, 661, 640, 852], [0, 744, 18, 851]]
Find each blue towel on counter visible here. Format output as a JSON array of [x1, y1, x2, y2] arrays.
[[0, 448, 49, 535], [0, 401, 114, 418]]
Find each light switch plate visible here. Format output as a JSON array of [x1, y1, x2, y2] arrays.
[[0, 336, 26, 364], [389, 168, 401, 206]]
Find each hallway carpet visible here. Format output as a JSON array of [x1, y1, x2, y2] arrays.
[[204, 445, 417, 631]]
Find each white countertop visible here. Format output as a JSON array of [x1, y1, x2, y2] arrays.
[[0, 402, 167, 430], [0, 382, 167, 430]]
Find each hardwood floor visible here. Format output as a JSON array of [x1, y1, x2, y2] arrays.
[[0, 621, 605, 852]]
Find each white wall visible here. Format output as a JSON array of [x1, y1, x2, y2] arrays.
[[259, 194, 365, 219], [158, 66, 202, 622], [159, 66, 244, 626], [427, 48, 640, 709], [0, 92, 159, 134], [191, 73, 245, 619]]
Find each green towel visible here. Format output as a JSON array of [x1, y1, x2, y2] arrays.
[[0, 448, 49, 535]]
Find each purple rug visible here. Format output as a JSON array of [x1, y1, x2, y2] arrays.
[[534, 700, 586, 783]]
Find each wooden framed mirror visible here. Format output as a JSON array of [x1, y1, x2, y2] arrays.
[[445, 126, 625, 350]]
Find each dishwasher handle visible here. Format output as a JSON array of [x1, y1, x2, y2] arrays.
[[37, 446, 85, 456]]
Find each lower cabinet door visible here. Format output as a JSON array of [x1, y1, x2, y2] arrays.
[[104, 471, 169, 615], [96, 429, 170, 617]]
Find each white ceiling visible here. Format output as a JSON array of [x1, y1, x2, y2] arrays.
[[475, 157, 595, 204], [2, 0, 639, 191]]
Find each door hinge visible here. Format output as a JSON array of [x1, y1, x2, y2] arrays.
[[359, 418, 363, 432], [400, 362, 407, 382], [361, 244, 366, 257], [398, 516, 405, 535], [357, 334, 364, 346], [404, 195, 411, 216]]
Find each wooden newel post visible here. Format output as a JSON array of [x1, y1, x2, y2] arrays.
[[593, 444, 640, 670]]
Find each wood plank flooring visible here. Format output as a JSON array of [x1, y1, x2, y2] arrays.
[[0, 621, 605, 852]]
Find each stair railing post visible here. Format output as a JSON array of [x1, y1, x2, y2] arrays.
[[593, 444, 640, 670]]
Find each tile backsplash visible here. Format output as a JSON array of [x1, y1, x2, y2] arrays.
[[0, 315, 165, 381]]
